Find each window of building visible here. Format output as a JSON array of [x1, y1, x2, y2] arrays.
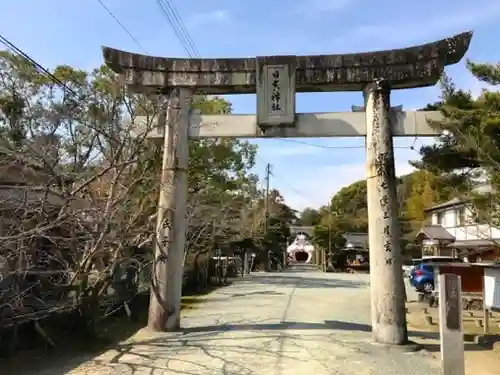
[[456, 207, 466, 226], [436, 211, 444, 225]]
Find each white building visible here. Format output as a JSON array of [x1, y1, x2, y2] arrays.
[[417, 197, 500, 262]]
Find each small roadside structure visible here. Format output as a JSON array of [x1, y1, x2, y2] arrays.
[[425, 261, 500, 335], [416, 225, 456, 257], [343, 232, 368, 249], [337, 232, 369, 272]]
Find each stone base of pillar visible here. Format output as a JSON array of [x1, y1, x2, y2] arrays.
[[370, 340, 423, 353]]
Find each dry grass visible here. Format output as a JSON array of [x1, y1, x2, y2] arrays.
[[406, 301, 500, 375], [0, 292, 210, 375], [406, 301, 500, 335]]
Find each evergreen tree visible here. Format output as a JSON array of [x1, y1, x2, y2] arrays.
[[413, 60, 500, 225]]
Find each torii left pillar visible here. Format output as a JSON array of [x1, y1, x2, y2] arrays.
[[148, 87, 193, 332], [365, 79, 408, 345]]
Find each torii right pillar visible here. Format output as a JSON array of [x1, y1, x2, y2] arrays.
[[365, 79, 408, 345]]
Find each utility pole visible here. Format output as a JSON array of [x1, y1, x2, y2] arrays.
[[264, 163, 271, 271], [327, 201, 332, 272], [283, 236, 288, 269]]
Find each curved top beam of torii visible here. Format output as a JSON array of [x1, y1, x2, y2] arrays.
[[289, 226, 314, 237], [102, 31, 472, 95]]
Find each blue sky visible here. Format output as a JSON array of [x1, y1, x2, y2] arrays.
[[3, 0, 500, 211]]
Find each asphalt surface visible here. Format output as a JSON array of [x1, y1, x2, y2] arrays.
[[52, 266, 440, 374]]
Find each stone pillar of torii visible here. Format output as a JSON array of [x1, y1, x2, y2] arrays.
[[102, 31, 472, 346]]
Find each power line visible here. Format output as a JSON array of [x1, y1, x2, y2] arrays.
[[0, 33, 77, 96], [2, 1, 149, 100], [275, 138, 417, 150], [276, 138, 364, 149], [96, 0, 148, 54], [271, 169, 436, 225], [270, 170, 325, 208], [155, 0, 200, 58], [160, 0, 200, 57]]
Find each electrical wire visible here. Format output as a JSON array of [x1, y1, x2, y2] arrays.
[[275, 137, 419, 150], [155, 0, 200, 58], [270, 170, 325, 208], [0, 6, 424, 156], [1, 0, 150, 98], [0, 33, 78, 97], [275, 138, 364, 149], [96, 0, 148, 54], [271, 168, 436, 226]]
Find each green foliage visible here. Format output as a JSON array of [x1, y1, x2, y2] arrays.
[[414, 60, 500, 225], [329, 180, 368, 233], [248, 190, 296, 268], [313, 224, 345, 252], [296, 207, 321, 226], [301, 168, 456, 254]]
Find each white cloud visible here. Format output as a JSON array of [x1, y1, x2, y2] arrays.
[[187, 10, 231, 29], [253, 126, 440, 212], [276, 157, 418, 212], [258, 136, 440, 212]]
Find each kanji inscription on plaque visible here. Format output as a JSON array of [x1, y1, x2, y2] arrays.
[[256, 63, 295, 126]]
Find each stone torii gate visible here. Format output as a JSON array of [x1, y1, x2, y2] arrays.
[[102, 31, 472, 345]]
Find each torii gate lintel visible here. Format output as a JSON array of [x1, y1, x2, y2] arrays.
[[102, 31, 471, 96]]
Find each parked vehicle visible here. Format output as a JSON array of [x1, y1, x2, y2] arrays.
[[409, 256, 463, 293], [410, 263, 435, 293]]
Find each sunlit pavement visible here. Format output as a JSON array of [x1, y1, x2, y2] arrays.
[[55, 269, 439, 375]]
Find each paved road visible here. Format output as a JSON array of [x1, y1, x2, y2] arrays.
[[59, 268, 439, 375]]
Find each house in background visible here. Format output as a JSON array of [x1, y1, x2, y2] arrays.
[[416, 197, 500, 262], [343, 232, 368, 250], [339, 232, 369, 269]]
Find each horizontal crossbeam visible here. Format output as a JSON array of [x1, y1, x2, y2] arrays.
[[103, 32, 472, 95], [131, 111, 442, 139]]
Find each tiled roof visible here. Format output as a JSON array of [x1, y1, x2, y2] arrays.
[[289, 226, 314, 236], [416, 225, 455, 241], [343, 232, 368, 246], [448, 239, 500, 249], [424, 197, 465, 212]]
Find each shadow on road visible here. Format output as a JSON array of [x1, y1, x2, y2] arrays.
[[0, 290, 219, 375], [9, 316, 487, 374], [174, 319, 430, 338], [169, 319, 490, 353], [323, 320, 489, 353], [1, 275, 436, 375], [60, 320, 433, 374]]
